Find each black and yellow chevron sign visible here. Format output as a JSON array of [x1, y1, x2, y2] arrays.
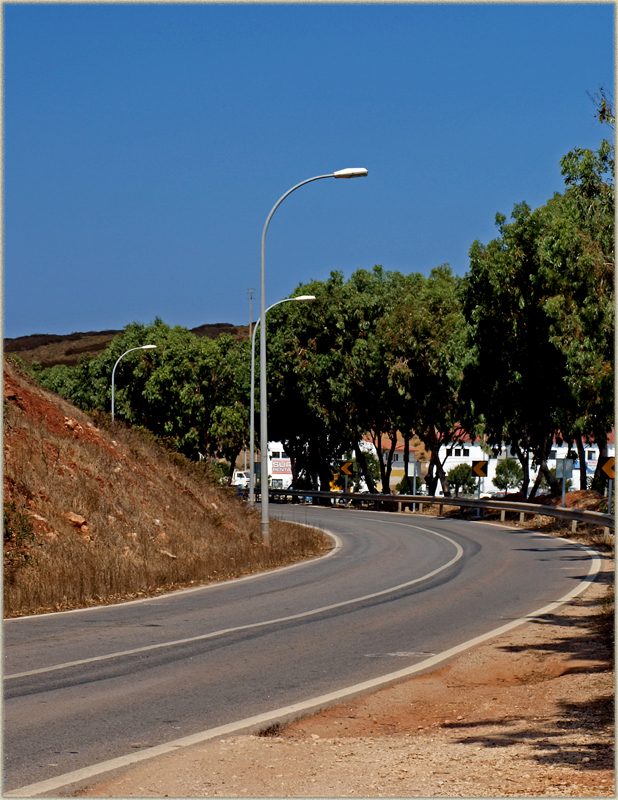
[[472, 460, 488, 478], [600, 456, 615, 480], [340, 461, 353, 476]]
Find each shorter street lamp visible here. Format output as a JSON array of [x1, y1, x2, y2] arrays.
[[249, 295, 316, 505], [111, 345, 157, 422]]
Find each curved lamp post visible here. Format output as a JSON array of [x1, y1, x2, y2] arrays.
[[259, 167, 368, 544], [111, 345, 157, 422], [249, 295, 316, 506]]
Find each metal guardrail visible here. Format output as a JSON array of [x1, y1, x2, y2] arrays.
[[245, 488, 615, 532]]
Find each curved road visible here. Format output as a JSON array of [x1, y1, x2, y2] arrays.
[[3, 508, 599, 794]]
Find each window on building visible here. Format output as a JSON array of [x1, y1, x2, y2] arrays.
[[463, 448, 470, 457], [454, 449, 461, 457], [271, 452, 281, 459], [549, 450, 557, 459], [587, 450, 596, 460]]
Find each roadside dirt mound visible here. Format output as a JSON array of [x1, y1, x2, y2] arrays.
[[565, 489, 606, 511], [3, 357, 329, 617]]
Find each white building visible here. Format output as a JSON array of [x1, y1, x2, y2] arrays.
[[364, 434, 615, 496], [435, 438, 615, 496], [266, 441, 293, 490], [256, 435, 615, 496]]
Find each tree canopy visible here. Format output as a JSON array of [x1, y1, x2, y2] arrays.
[[33, 136, 614, 498]]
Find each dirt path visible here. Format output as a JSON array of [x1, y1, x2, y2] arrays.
[[78, 548, 614, 798]]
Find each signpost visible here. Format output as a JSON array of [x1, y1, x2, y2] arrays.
[[410, 460, 422, 512], [340, 460, 354, 494], [556, 458, 573, 507], [600, 457, 615, 515], [472, 461, 488, 517]]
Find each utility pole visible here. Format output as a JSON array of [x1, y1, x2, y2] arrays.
[[247, 287, 255, 474]]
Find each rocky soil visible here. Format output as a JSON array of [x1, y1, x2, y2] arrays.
[[80, 552, 614, 798]]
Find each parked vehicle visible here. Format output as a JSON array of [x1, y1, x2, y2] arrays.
[[231, 470, 250, 489]]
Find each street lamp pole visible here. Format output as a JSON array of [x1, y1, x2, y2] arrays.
[[249, 295, 316, 506], [111, 345, 157, 422], [259, 167, 368, 545]]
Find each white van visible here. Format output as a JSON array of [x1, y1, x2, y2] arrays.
[[231, 470, 250, 489]]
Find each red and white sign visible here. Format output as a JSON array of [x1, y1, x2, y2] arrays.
[[272, 459, 292, 475]]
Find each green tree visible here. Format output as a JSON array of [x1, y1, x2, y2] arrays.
[[382, 266, 470, 496], [493, 457, 524, 492], [539, 140, 614, 491], [461, 139, 614, 498], [36, 319, 251, 469], [462, 202, 573, 498], [446, 463, 475, 497], [267, 267, 416, 493]]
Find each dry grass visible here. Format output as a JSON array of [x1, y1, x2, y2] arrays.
[[3, 358, 330, 617]]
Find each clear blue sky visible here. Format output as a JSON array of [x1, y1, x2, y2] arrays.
[[4, 2, 615, 338]]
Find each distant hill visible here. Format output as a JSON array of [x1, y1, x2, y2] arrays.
[[3, 323, 252, 368]]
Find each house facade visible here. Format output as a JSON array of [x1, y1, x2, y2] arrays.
[[365, 434, 615, 496]]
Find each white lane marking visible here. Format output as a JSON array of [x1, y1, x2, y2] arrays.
[[7, 540, 602, 798], [5, 525, 463, 680], [365, 652, 436, 658], [4, 523, 342, 622]]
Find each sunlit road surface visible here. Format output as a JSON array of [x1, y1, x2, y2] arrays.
[[4, 508, 597, 793]]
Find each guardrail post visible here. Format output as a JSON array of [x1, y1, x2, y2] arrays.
[[500, 509, 506, 522], [419, 502, 423, 514], [571, 520, 577, 534], [519, 512, 525, 524], [439, 503, 443, 516], [398, 501, 402, 513]]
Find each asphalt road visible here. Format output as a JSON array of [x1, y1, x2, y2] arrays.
[[3, 508, 596, 793]]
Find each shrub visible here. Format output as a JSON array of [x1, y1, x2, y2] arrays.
[[4, 502, 37, 585], [446, 463, 476, 496], [494, 457, 524, 492]]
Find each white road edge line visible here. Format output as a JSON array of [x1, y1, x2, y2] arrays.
[[6, 525, 462, 679], [6, 538, 601, 798]]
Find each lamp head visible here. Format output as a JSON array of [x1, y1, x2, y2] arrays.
[[294, 295, 317, 302], [141, 345, 157, 350], [333, 168, 368, 179]]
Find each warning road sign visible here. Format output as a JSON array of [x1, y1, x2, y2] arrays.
[[340, 461, 353, 476], [600, 456, 615, 480], [472, 460, 488, 478]]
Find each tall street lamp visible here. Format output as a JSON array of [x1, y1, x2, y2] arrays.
[[259, 167, 368, 544], [111, 345, 157, 422], [249, 294, 316, 506]]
